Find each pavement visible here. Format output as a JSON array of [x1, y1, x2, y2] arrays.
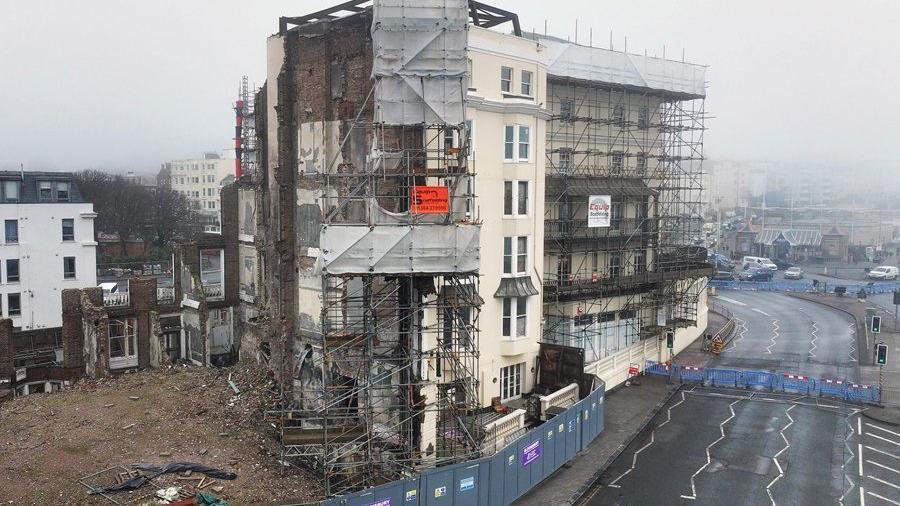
[[514, 307, 732, 506]]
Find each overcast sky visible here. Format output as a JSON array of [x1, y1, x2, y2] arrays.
[[2, 1, 899, 176]]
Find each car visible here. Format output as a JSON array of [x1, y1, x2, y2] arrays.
[[772, 258, 794, 270], [712, 271, 735, 281], [866, 266, 899, 281], [739, 267, 774, 282], [783, 266, 804, 280], [741, 256, 778, 271]]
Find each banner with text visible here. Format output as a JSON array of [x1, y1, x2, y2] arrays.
[[587, 195, 611, 228]]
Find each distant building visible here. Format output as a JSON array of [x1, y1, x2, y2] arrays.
[[159, 153, 235, 232], [0, 171, 97, 329]]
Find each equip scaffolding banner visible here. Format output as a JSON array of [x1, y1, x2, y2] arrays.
[[587, 195, 611, 227]]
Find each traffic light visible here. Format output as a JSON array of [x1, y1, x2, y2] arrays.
[[872, 315, 882, 334], [876, 343, 888, 365], [665, 330, 675, 349]]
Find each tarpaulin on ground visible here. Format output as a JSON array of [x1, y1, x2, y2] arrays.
[[88, 462, 236, 494]]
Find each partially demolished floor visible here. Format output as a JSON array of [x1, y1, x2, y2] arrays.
[[0, 364, 322, 505]]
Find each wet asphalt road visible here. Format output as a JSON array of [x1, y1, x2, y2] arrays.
[[584, 291, 900, 505]]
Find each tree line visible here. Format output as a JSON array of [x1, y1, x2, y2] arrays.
[[74, 170, 202, 256]]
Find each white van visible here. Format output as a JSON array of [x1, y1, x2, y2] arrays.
[[741, 256, 777, 271], [866, 266, 899, 280]]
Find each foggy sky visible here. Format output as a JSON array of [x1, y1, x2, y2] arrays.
[[2, 1, 899, 176]]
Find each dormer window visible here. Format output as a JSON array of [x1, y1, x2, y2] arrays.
[[56, 182, 70, 201], [39, 182, 53, 202], [2, 181, 18, 202]]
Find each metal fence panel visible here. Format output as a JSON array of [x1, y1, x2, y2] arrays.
[[707, 368, 742, 387], [742, 370, 776, 390], [678, 365, 705, 382], [645, 360, 671, 377], [451, 463, 481, 505], [422, 467, 456, 506], [818, 378, 848, 399], [782, 374, 815, 395]]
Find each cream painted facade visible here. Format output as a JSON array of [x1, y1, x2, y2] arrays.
[[163, 153, 235, 231], [468, 27, 548, 405]]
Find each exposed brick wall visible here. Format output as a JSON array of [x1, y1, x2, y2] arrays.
[[0, 319, 13, 382], [127, 276, 156, 369]]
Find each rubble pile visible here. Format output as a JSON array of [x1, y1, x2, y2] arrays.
[[0, 363, 322, 504]]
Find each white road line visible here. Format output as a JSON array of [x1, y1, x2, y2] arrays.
[[808, 320, 818, 359], [840, 411, 862, 506], [752, 308, 770, 316], [860, 443, 865, 476], [728, 318, 747, 352], [717, 296, 747, 306], [867, 432, 900, 448], [867, 422, 900, 439], [868, 490, 900, 506], [859, 417, 864, 436], [848, 322, 858, 362], [607, 390, 687, 488], [680, 399, 741, 500], [865, 445, 900, 461], [766, 404, 796, 505], [766, 319, 779, 354], [860, 486, 866, 506], [867, 474, 900, 491], [866, 459, 900, 476]]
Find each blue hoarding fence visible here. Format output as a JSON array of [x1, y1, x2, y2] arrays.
[[709, 279, 900, 295], [644, 361, 881, 404], [323, 383, 606, 506]]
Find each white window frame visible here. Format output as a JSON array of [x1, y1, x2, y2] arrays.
[[500, 362, 524, 401], [503, 179, 529, 217], [503, 124, 531, 163], [521, 70, 533, 96], [501, 296, 528, 339], [500, 66, 513, 93], [503, 235, 529, 276], [109, 318, 138, 369], [200, 248, 225, 300]]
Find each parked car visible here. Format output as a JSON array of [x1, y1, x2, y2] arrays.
[[741, 256, 778, 271], [713, 271, 735, 281], [783, 266, 804, 280], [866, 266, 899, 280], [708, 252, 734, 271], [739, 267, 774, 282]]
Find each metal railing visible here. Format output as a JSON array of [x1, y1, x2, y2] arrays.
[[156, 286, 175, 304], [102, 292, 129, 308], [710, 279, 900, 295], [203, 284, 223, 300]]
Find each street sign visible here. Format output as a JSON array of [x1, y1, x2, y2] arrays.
[[665, 330, 675, 349], [876, 343, 888, 365], [872, 315, 882, 334]]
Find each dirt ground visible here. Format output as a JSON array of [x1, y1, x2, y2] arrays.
[[0, 363, 322, 505]]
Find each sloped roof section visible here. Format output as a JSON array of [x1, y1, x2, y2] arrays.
[[755, 229, 823, 247], [535, 36, 706, 99]]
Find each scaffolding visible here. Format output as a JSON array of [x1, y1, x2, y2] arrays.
[[540, 70, 710, 361], [269, 0, 482, 496]]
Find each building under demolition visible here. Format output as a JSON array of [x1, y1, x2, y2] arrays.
[[244, 0, 710, 496]]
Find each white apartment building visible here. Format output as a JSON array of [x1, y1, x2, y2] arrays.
[[467, 27, 548, 404], [161, 153, 235, 231], [0, 172, 97, 329]]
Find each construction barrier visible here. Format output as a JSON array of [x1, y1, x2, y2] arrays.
[[709, 279, 900, 295], [644, 361, 881, 404]]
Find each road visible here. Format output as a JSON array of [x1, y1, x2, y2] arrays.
[[584, 290, 899, 506], [713, 291, 859, 381]]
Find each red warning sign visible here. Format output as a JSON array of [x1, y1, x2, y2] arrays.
[[410, 186, 450, 214]]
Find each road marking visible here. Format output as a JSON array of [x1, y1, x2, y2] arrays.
[[717, 296, 747, 306], [867, 432, 900, 448], [840, 411, 862, 506], [752, 308, 770, 316], [727, 318, 748, 352], [680, 399, 740, 500], [808, 320, 818, 358], [860, 486, 866, 506], [859, 417, 863, 437], [607, 390, 687, 488], [766, 319, 779, 354], [866, 445, 900, 461], [860, 443, 865, 477], [867, 422, 900, 439], [849, 322, 858, 362], [866, 459, 900, 476], [868, 490, 900, 506], [867, 474, 900, 491], [766, 404, 796, 505]]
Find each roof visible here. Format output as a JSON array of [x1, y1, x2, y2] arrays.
[[755, 229, 823, 247], [0, 171, 85, 204], [494, 276, 540, 298], [533, 35, 706, 99], [546, 177, 657, 197]]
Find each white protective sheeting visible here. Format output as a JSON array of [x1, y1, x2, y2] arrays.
[[321, 224, 480, 274], [372, 0, 468, 125], [538, 37, 706, 98]]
